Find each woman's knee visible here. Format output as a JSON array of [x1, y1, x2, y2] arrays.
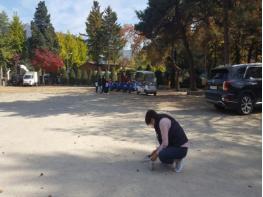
[[158, 151, 173, 164], [158, 151, 165, 162]]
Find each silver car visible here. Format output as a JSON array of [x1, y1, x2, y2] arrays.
[[135, 71, 157, 96]]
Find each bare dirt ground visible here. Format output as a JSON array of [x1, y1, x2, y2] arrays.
[[0, 86, 261, 197]]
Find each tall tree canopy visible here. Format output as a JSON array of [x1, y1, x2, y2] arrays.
[[0, 11, 9, 35], [0, 11, 11, 81], [8, 15, 26, 56], [85, 1, 104, 65], [57, 32, 88, 68], [135, 0, 261, 90], [86, 1, 125, 66], [102, 6, 125, 64], [30, 1, 59, 54]]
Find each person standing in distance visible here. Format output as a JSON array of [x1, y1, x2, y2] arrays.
[[145, 110, 189, 172]]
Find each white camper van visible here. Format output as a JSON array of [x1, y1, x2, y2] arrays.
[[23, 72, 38, 86]]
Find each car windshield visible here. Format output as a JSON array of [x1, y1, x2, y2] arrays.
[[144, 73, 155, 82], [24, 75, 32, 79], [210, 69, 228, 80], [135, 72, 156, 82], [135, 72, 144, 81]]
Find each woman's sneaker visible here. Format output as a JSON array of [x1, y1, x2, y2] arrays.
[[172, 159, 184, 172]]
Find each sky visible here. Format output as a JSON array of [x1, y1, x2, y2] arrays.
[[0, 0, 148, 35]]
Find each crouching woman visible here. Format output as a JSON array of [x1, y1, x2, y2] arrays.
[[145, 110, 189, 172]]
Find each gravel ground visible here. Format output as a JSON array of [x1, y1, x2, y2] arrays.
[[0, 86, 261, 197]]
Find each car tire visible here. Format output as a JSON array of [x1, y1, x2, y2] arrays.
[[238, 94, 254, 115], [154, 92, 157, 96], [137, 91, 140, 95]]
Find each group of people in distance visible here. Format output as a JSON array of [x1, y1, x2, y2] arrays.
[[95, 73, 136, 94], [95, 76, 110, 94]]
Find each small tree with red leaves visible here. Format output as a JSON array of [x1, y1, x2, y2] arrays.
[[31, 49, 64, 73]]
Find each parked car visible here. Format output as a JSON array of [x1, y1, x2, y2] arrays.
[[135, 71, 157, 96], [205, 63, 262, 115], [10, 75, 23, 86]]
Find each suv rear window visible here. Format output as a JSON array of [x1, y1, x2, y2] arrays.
[[231, 66, 246, 79], [210, 69, 228, 80]]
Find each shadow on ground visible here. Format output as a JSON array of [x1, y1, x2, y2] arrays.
[[0, 89, 261, 196], [1, 146, 261, 197]]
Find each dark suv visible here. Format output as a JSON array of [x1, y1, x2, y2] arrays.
[[205, 63, 262, 115]]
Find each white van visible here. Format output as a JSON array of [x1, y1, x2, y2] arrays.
[[135, 71, 157, 96], [23, 72, 38, 86]]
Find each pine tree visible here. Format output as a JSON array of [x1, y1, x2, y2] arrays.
[[8, 15, 26, 55], [102, 6, 124, 64], [30, 1, 59, 54], [0, 11, 10, 84], [85, 1, 104, 65], [0, 11, 9, 35]]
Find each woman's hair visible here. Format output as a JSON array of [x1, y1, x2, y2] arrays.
[[145, 109, 158, 125]]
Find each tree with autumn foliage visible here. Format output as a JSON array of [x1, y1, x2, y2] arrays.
[[120, 24, 148, 69], [135, 0, 261, 91], [57, 32, 88, 83], [31, 49, 64, 75]]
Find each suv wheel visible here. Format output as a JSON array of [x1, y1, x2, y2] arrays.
[[239, 94, 254, 115]]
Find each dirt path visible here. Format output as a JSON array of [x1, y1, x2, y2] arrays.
[[0, 86, 261, 197]]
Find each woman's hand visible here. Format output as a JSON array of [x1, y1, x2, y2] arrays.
[[150, 149, 158, 161]]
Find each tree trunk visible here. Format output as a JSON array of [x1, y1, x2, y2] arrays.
[[175, 1, 196, 91], [171, 44, 179, 90], [247, 42, 254, 63], [42, 69, 45, 85], [234, 43, 241, 64], [0, 66, 2, 86], [181, 27, 196, 91], [175, 70, 180, 91], [214, 41, 217, 67], [223, 0, 230, 65]]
